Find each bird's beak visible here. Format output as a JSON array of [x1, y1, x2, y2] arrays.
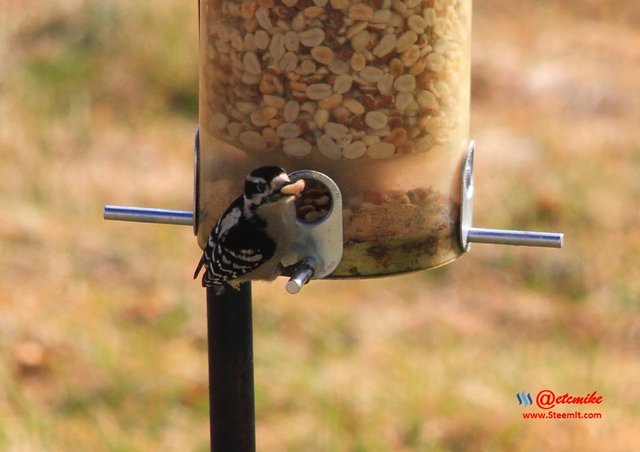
[[280, 179, 305, 196]]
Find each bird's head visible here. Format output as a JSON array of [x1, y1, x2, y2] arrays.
[[243, 166, 305, 211]]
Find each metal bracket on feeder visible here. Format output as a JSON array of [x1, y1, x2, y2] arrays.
[[282, 169, 343, 295], [459, 141, 564, 251]]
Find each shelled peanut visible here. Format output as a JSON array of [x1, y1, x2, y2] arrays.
[[203, 0, 468, 160]]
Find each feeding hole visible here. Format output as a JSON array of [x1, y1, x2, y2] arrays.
[[295, 178, 333, 224]]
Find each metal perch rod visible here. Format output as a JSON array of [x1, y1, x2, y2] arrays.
[[466, 228, 564, 248], [104, 205, 563, 249], [104, 205, 193, 225]]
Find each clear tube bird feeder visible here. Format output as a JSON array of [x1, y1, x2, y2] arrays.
[[197, 0, 473, 277]]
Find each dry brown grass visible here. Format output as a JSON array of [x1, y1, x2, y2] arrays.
[[1, 1, 639, 450]]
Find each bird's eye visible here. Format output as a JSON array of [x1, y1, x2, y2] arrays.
[[256, 182, 267, 192]]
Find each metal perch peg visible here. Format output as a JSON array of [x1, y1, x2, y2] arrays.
[[459, 142, 564, 252], [104, 205, 194, 226]]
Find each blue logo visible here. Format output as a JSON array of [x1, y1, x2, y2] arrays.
[[517, 391, 533, 407]]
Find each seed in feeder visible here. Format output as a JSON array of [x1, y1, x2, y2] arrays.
[[283, 100, 300, 122], [269, 33, 286, 61], [394, 74, 416, 93], [328, 59, 350, 75], [342, 98, 365, 115], [350, 116, 371, 132], [350, 52, 367, 71], [227, 122, 244, 138], [342, 140, 367, 159], [318, 93, 343, 110], [211, 113, 229, 130], [426, 52, 445, 72], [400, 45, 420, 67], [409, 59, 427, 76], [240, 72, 261, 85], [279, 51, 298, 72], [313, 109, 329, 128], [317, 134, 342, 159], [304, 210, 326, 223], [407, 15, 426, 34], [235, 102, 257, 114], [346, 22, 367, 39], [250, 109, 270, 127], [299, 28, 325, 47], [333, 74, 353, 94], [300, 101, 317, 113], [230, 32, 244, 52], [255, 7, 273, 30], [277, 122, 302, 139], [348, 3, 374, 21], [350, 30, 370, 53], [420, 116, 441, 134], [368, 125, 391, 137], [366, 142, 396, 159], [373, 34, 396, 58], [303, 6, 325, 18], [243, 52, 262, 75], [416, 90, 438, 110], [306, 83, 333, 100], [391, 0, 407, 15], [259, 74, 277, 94], [262, 127, 280, 147], [314, 195, 330, 207], [415, 134, 435, 152], [298, 59, 316, 75], [370, 9, 392, 24], [283, 138, 312, 156], [330, 0, 349, 10], [240, 0, 258, 18], [324, 122, 349, 140], [377, 73, 395, 95], [247, 32, 261, 51], [291, 13, 307, 32], [332, 105, 350, 124], [385, 58, 403, 78], [376, 94, 394, 108], [395, 30, 417, 53], [383, 127, 408, 146], [239, 130, 268, 151], [359, 66, 384, 83], [395, 92, 413, 111], [262, 94, 286, 109], [311, 46, 335, 65], [365, 111, 388, 130], [284, 30, 299, 51]]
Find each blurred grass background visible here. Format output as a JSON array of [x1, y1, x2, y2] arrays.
[[1, 0, 639, 450]]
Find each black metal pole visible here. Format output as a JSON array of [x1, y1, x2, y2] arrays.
[[206, 282, 256, 452]]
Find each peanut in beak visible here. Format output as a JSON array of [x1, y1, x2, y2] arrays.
[[280, 178, 306, 196]]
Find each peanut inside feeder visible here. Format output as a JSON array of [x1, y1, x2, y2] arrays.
[[295, 178, 333, 224]]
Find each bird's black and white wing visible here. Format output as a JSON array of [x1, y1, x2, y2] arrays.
[[194, 196, 277, 287]]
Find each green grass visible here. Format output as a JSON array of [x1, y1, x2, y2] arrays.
[[1, 1, 640, 451]]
